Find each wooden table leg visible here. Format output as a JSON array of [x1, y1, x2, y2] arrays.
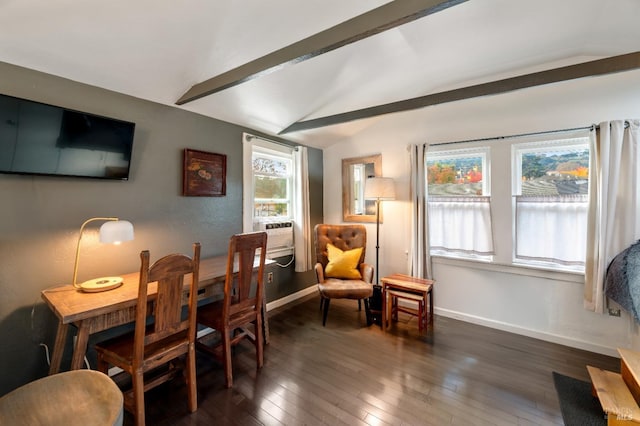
[[429, 288, 434, 329], [49, 322, 69, 375], [388, 295, 392, 323], [381, 286, 387, 330], [70, 321, 90, 370], [418, 297, 424, 334]]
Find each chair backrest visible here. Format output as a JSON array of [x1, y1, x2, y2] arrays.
[[314, 224, 367, 269], [134, 243, 201, 360], [222, 232, 268, 325]]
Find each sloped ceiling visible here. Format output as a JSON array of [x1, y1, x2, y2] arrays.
[[1, 0, 639, 149]]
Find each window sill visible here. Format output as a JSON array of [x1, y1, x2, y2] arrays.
[[431, 255, 584, 284]]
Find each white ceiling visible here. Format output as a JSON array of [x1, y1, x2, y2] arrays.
[[1, 0, 639, 150]]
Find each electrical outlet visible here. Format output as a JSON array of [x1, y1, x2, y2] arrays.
[[267, 272, 273, 283], [608, 308, 621, 317]]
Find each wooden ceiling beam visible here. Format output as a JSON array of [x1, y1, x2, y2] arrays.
[[279, 51, 640, 134], [176, 0, 467, 105]]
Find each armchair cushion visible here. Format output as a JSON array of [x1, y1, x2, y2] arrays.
[[325, 243, 363, 279], [318, 278, 372, 299]]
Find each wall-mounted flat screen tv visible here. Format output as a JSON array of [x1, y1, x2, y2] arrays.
[[0, 93, 135, 180]]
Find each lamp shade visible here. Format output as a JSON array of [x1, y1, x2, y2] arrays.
[[73, 217, 135, 292], [364, 177, 396, 200], [99, 220, 134, 244]]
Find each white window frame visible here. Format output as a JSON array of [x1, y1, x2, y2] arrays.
[[426, 146, 493, 261], [511, 137, 590, 272], [243, 134, 295, 257]]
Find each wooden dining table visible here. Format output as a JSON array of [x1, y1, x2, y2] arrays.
[[41, 255, 273, 374]]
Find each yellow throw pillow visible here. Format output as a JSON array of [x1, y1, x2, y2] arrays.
[[325, 243, 363, 279]]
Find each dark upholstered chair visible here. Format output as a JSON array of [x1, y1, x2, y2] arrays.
[[314, 224, 374, 326]]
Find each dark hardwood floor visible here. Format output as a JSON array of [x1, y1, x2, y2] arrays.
[[133, 294, 619, 425]]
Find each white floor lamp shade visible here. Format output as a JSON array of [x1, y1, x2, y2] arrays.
[[364, 177, 396, 201]]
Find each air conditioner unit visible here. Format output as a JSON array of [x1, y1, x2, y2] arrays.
[[256, 220, 294, 257]]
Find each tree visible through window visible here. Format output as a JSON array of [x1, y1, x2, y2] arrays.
[[426, 148, 493, 259], [253, 151, 292, 218], [427, 154, 485, 196]]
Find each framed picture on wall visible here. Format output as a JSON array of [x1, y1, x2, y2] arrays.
[[182, 148, 226, 196]]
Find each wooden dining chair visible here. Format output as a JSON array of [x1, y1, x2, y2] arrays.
[[196, 231, 267, 388], [95, 243, 201, 426]]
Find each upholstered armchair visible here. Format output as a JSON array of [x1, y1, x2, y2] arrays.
[[314, 224, 374, 326]]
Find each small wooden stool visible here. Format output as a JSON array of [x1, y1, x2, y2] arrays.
[[387, 289, 428, 332], [0, 370, 123, 426], [381, 274, 434, 333]]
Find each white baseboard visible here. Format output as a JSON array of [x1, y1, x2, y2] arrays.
[[108, 366, 123, 376], [435, 307, 619, 358]]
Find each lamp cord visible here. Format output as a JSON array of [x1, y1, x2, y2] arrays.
[[275, 254, 295, 268]]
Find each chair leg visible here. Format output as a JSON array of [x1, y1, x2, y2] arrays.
[[132, 370, 145, 426], [320, 297, 324, 311], [255, 316, 264, 369], [222, 328, 233, 388], [186, 344, 197, 413], [363, 298, 372, 326], [96, 353, 108, 374], [358, 299, 362, 311], [322, 298, 330, 326]]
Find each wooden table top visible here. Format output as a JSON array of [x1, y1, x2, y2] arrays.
[[381, 273, 434, 292], [42, 255, 272, 325]]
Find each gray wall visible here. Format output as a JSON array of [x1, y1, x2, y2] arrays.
[[0, 62, 322, 395]]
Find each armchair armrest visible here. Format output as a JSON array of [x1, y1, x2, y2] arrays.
[[360, 262, 374, 284], [314, 263, 326, 283]]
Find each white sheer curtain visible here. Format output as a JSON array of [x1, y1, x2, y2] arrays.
[[293, 146, 312, 272], [585, 120, 640, 313], [515, 195, 588, 266], [409, 144, 432, 279], [428, 196, 494, 256]]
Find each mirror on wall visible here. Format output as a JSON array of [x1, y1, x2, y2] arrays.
[[342, 154, 382, 223]]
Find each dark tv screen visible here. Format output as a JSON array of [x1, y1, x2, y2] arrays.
[[0, 94, 135, 180]]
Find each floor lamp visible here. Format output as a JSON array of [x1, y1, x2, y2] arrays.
[[364, 177, 396, 284]]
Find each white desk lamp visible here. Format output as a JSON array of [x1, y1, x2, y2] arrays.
[[72, 217, 134, 292], [364, 177, 396, 285]]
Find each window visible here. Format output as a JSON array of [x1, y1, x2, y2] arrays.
[[426, 147, 494, 259], [512, 138, 589, 271], [243, 134, 296, 258], [424, 129, 591, 274], [252, 147, 293, 220], [351, 163, 368, 215]]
